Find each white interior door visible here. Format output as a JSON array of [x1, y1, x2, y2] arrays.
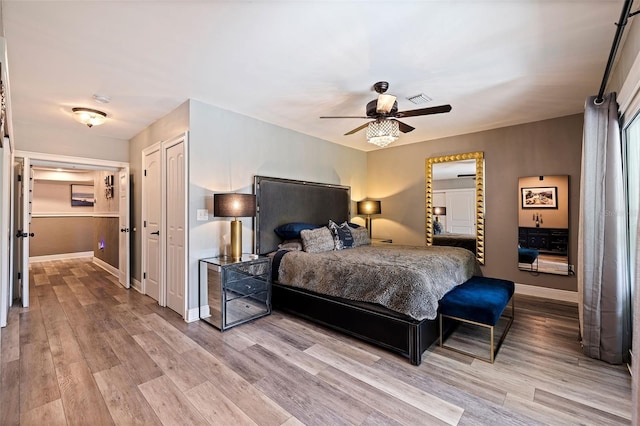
[[446, 189, 475, 235], [13, 158, 31, 307], [164, 137, 185, 315], [118, 168, 130, 288], [142, 145, 161, 302]]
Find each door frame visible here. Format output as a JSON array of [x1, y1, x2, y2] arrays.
[[0, 138, 12, 326], [12, 151, 130, 296]]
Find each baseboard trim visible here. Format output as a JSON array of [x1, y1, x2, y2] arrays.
[[92, 257, 119, 277], [186, 306, 204, 323], [515, 283, 578, 304], [29, 251, 93, 263], [131, 278, 142, 293]]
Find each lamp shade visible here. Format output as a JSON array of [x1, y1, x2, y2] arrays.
[[433, 206, 447, 216], [357, 200, 382, 215], [214, 193, 256, 218]]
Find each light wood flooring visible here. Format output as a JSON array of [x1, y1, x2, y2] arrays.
[[0, 258, 633, 425]]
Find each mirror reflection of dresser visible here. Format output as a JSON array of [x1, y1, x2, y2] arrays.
[[517, 175, 570, 275]]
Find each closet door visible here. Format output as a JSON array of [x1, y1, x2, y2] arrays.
[[164, 136, 186, 316]]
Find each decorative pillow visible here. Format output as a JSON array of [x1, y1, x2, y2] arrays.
[[278, 239, 303, 251], [300, 227, 335, 253], [328, 220, 354, 250], [351, 227, 371, 247], [274, 222, 320, 240]]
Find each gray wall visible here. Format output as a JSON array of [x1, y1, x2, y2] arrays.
[[14, 122, 128, 162], [366, 113, 583, 292], [129, 99, 368, 313], [129, 100, 190, 283], [187, 100, 367, 311]]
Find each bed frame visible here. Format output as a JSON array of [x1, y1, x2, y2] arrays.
[[254, 175, 451, 365]]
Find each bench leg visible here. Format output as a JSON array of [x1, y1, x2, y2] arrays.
[[440, 296, 515, 363]]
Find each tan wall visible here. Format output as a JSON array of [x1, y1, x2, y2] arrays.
[[93, 217, 119, 268], [29, 217, 93, 256], [33, 179, 94, 214], [94, 171, 119, 214], [518, 175, 569, 229], [366, 114, 583, 292]]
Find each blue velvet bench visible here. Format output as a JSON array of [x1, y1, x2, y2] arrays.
[[439, 276, 515, 363], [518, 247, 539, 272]]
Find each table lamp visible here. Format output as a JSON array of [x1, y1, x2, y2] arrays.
[[357, 200, 381, 238], [433, 206, 447, 222], [214, 193, 256, 261]]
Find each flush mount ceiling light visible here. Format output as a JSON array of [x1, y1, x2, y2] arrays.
[[72, 107, 107, 128], [366, 119, 399, 147]]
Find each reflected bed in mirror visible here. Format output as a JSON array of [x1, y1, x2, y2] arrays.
[[426, 151, 485, 264], [517, 175, 569, 275]]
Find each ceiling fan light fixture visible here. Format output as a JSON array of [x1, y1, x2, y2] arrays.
[[72, 107, 107, 128], [366, 119, 399, 148], [376, 94, 397, 113]]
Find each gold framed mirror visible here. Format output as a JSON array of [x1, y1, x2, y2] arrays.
[[426, 151, 485, 264]]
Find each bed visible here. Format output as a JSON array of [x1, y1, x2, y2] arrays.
[[433, 233, 477, 254], [254, 175, 478, 365]]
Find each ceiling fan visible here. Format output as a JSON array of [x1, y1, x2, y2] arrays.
[[320, 81, 452, 146]]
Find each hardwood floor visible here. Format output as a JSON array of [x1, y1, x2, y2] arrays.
[[0, 258, 632, 425]]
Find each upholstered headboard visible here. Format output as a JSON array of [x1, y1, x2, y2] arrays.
[[254, 176, 351, 255]]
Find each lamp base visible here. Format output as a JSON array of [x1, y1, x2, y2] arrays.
[[230, 219, 242, 261], [365, 216, 372, 238]]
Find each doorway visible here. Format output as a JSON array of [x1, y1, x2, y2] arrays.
[[11, 151, 130, 307]]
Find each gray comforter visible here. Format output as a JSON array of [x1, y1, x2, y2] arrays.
[[277, 245, 479, 320]]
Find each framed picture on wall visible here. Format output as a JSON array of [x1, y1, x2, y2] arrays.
[[71, 184, 95, 207], [521, 186, 557, 208]]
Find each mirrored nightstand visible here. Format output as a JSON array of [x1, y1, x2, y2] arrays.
[[199, 255, 271, 331]]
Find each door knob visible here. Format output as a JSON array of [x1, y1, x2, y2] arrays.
[[15, 230, 34, 238], [120, 228, 129, 233], [150, 231, 160, 235]]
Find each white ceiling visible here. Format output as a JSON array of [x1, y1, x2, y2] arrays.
[[2, 1, 624, 152]]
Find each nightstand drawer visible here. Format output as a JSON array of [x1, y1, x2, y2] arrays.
[[224, 271, 269, 300], [225, 291, 270, 327]]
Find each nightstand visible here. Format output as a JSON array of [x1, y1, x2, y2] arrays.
[[371, 238, 393, 245], [199, 255, 271, 331]]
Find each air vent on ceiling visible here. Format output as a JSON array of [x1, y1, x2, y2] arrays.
[[406, 93, 432, 105]]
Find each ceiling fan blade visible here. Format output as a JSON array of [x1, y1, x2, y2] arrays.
[[320, 116, 370, 119], [376, 94, 397, 113], [394, 120, 415, 133], [344, 122, 370, 135], [396, 104, 452, 118]]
